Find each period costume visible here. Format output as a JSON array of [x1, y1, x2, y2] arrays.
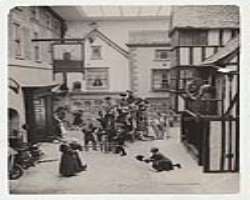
[[59, 144, 79, 177], [148, 148, 181, 171]]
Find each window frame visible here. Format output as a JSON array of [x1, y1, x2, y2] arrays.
[[33, 32, 41, 62], [179, 29, 208, 46], [154, 49, 170, 61], [151, 69, 170, 91], [90, 45, 102, 60], [13, 23, 22, 58], [86, 67, 109, 91]]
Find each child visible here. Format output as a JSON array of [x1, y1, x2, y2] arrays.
[[113, 124, 127, 156], [81, 119, 97, 151], [137, 147, 181, 172]]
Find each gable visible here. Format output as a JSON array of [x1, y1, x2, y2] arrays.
[[84, 29, 129, 58]]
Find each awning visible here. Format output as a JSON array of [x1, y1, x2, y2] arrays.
[[21, 80, 62, 89]]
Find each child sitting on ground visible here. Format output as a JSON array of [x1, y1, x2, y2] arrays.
[[136, 147, 181, 172]]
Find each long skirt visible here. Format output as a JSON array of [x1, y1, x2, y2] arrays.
[[59, 153, 78, 177], [73, 151, 87, 172]]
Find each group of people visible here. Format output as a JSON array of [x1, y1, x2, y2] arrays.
[[80, 90, 150, 156], [56, 90, 177, 177]]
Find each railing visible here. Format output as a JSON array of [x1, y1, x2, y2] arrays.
[[186, 98, 222, 116]]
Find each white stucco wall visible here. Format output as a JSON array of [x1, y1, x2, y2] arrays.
[[66, 33, 129, 92]]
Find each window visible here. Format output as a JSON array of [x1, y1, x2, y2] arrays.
[[155, 50, 170, 60], [179, 30, 208, 46], [91, 46, 102, 60], [152, 69, 169, 91], [179, 69, 193, 90], [13, 23, 22, 57], [72, 81, 82, 92], [33, 32, 40, 61], [86, 68, 108, 90]]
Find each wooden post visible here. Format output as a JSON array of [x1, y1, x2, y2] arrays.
[[220, 76, 226, 170], [228, 73, 233, 171]]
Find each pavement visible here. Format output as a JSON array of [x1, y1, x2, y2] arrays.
[[9, 126, 239, 194]]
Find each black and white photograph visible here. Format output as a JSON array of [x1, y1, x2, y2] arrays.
[[6, 4, 240, 195]]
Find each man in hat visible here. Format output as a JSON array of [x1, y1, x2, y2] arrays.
[[126, 90, 136, 104]]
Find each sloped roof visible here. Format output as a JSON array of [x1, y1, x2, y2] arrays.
[[84, 29, 129, 58], [127, 30, 170, 46], [200, 36, 239, 65], [170, 5, 239, 30]]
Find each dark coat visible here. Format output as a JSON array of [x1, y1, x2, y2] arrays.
[[59, 144, 79, 176], [150, 153, 174, 171]]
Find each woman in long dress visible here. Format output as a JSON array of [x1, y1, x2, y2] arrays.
[[59, 143, 79, 177]]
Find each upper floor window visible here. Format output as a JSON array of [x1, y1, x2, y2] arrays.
[[91, 46, 102, 60], [86, 68, 108, 90], [33, 32, 40, 61], [179, 30, 208, 46], [179, 69, 193, 90], [152, 69, 169, 91], [155, 50, 170, 60], [13, 23, 22, 58], [72, 81, 82, 92]]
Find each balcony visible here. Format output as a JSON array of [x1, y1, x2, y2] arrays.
[[186, 98, 222, 116]]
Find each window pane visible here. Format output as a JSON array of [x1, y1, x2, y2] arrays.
[[180, 30, 207, 46], [155, 50, 169, 60], [208, 30, 220, 45], [179, 47, 190, 65], [91, 46, 102, 59], [193, 47, 202, 65], [86, 68, 108, 90], [152, 69, 169, 90]]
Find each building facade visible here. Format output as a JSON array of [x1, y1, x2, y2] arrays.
[[8, 6, 65, 143], [168, 5, 240, 172], [127, 30, 171, 115], [52, 18, 171, 122]]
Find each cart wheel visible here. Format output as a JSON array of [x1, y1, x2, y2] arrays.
[[9, 164, 23, 180]]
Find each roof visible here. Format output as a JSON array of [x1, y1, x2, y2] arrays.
[[170, 5, 239, 30], [127, 30, 170, 46], [200, 36, 239, 65], [84, 29, 129, 58]]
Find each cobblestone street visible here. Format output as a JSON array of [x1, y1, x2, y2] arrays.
[[9, 127, 239, 194]]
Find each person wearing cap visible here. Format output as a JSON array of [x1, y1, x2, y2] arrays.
[[126, 90, 136, 104], [144, 147, 181, 171]]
